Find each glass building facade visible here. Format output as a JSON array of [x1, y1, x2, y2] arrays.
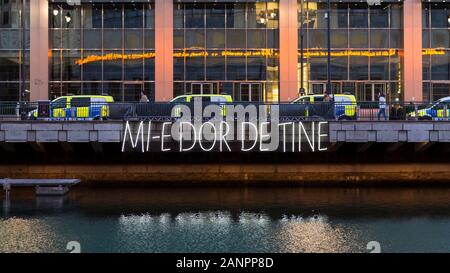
[[173, 1, 280, 102], [0, 0, 446, 103], [298, 1, 404, 102], [0, 0, 29, 101], [49, 1, 155, 101], [422, 3, 450, 102]]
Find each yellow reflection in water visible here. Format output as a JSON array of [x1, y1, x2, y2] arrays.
[[0, 217, 61, 253], [276, 216, 360, 253]]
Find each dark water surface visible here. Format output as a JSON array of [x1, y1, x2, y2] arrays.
[[1, 187, 450, 253]]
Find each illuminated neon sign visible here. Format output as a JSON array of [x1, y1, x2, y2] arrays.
[[121, 99, 329, 153]]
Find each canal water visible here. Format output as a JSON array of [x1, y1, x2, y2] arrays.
[[1, 187, 450, 253]]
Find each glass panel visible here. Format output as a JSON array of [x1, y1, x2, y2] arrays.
[[247, 56, 266, 80], [206, 4, 225, 28], [51, 50, 60, 81], [309, 56, 327, 80], [331, 56, 347, 80], [145, 4, 155, 29], [0, 30, 20, 49], [174, 54, 184, 81], [185, 4, 205, 28], [83, 4, 102, 29], [267, 29, 279, 48], [226, 3, 245, 29], [432, 83, 450, 101], [370, 56, 389, 80], [349, 30, 368, 48], [248, 2, 269, 29], [103, 30, 122, 49], [84, 82, 102, 96], [124, 4, 143, 29], [0, 51, 19, 81], [61, 29, 81, 49], [431, 52, 450, 80], [144, 52, 155, 81], [206, 54, 225, 80], [124, 51, 143, 81], [174, 30, 184, 49], [330, 3, 348, 29], [82, 51, 102, 81], [61, 50, 81, 81], [103, 3, 123, 29], [103, 82, 121, 100], [0, 83, 19, 101], [349, 3, 368, 28], [227, 57, 246, 80], [124, 84, 142, 102], [103, 51, 122, 81], [431, 4, 450, 28], [248, 29, 266, 48], [349, 56, 368, 80], [370, 5, 389, 28], [390, 30, 403, 48], [331, 30, 347, 48], [206, 29, 225, 49], [391, 3, 403, 28], [185, 54, 204, 81], [185, 29, 205, 49], [390, 55, 402, 81], [83, 30, 102, 49], [125, 30, 143, 49], [308, 3, 327, 29], [430, 30, 450, 48], [174, 3, 184, 29], [371, 30, 388, 48], [144, 30, 155, 49], [227, 29, 246, 48], [308, 29, 326, 48], [423, 56, 431, 81]]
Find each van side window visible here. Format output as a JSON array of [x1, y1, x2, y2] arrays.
[[211, 96, 227, 103], [52, 98, 67, 109], [313, 96, 324, 102], [202, 97, 211, 102], [71, 97, 91, 107]]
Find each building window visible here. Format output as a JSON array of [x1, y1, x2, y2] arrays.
[[423, 3, 450, 102], [174, 2, 280, 102], [49, 2, 155, 102], [0, 0, 29, 101], [298, 2, 404, 102]]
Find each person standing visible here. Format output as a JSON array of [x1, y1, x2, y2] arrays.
[[140, 91, 149, 103], [377, 92, 387, 120]]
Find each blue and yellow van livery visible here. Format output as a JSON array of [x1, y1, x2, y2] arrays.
[[29, 95, 114, 120], [293, 94, 357, 120], [409, 97, 450, 120]]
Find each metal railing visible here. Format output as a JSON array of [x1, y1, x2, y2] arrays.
[[0, 100, 447, 122]]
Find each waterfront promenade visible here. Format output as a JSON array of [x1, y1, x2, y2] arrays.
[[0, 120, 448, 185]]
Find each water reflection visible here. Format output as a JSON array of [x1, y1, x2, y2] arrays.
[[0, 218, 62, 253], [1, 187, 450, 253], [117, 212, 364, 253]]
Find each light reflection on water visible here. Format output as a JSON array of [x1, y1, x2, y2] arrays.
[[118, 213, 362, 253], [2, 187, 450, 253]]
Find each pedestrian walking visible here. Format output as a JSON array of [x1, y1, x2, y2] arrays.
[[377, 92, 387, 120]]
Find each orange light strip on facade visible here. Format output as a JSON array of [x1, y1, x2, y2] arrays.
[[422, 48, 446, 55], [74, 48, 447, 66], [75, 52, 157, 65], [300, 49, 397, 58]]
